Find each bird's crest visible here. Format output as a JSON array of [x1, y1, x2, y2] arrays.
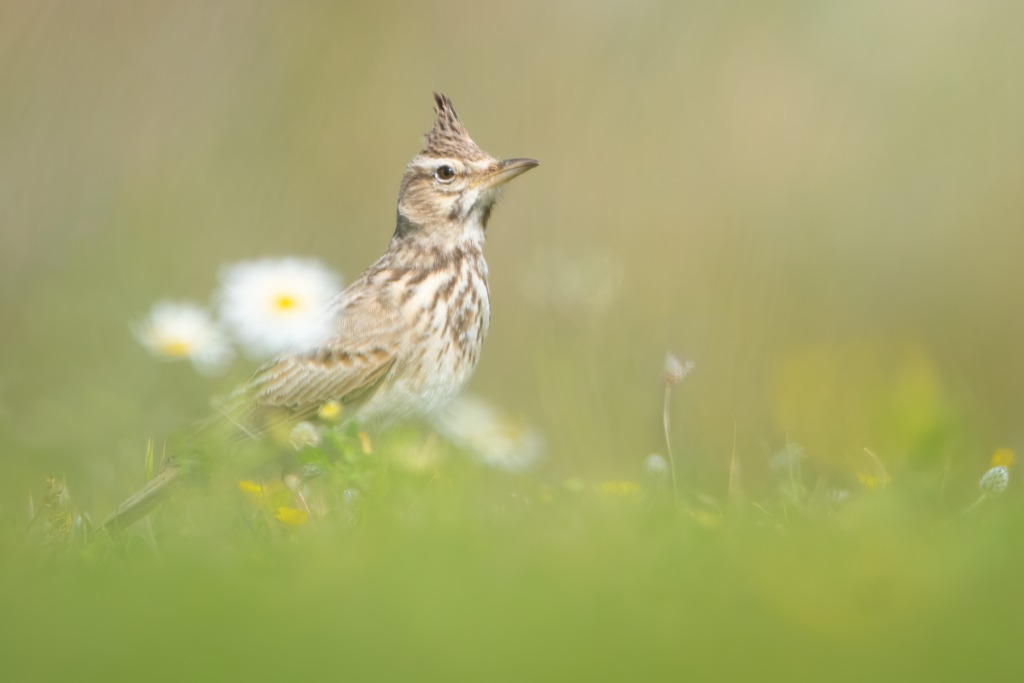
[[424, 93, 487, 160]]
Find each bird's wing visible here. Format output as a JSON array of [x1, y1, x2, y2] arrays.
[[236, 285, 404, 430], [250, 342, 396, 414]]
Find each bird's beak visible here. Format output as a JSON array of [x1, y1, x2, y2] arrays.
[[480, 158, 540, 189]]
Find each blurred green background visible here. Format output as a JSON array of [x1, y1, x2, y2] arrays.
[[2, 1, 1023, 680]]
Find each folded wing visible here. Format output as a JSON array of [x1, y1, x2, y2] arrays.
[[238, 285, 402, 430]]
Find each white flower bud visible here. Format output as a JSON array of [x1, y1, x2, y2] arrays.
[[289, 421, 322, 450], [644, 453, 670, 477], [979, 465, 1009, 495]]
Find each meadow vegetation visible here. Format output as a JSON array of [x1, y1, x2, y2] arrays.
[[2, 2, 1022, 680]]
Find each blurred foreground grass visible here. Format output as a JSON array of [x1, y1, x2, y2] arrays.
[[4, 426, 1023, 682]]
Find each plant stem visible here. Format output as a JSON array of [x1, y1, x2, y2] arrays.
[[662, 383, 679, 498]]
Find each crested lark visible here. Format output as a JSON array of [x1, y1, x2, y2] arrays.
[[104, 93, 538, 529]]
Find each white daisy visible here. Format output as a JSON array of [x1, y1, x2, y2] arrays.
[[432, 394, 543, 472], [216, 257, 342, 358], [134, 301, 233, 375]]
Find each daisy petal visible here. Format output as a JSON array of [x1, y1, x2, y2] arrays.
[[217, 257, 342, 358]]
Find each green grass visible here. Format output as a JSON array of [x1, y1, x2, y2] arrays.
[[4, 423, 1021, 682]]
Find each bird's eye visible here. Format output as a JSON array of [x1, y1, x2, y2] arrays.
[[434, 165, 456, 183]]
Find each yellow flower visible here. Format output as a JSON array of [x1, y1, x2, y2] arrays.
[[991, 448, 1015, 469], [857, 473, 879, 490], [238, 479, 274, 503], [275, 506, 309, 527], [238, 479, 265, 495], [596, 481, 642, 497], [318, 400, 343, 422]]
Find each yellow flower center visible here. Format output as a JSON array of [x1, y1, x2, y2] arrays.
[[318, 400, 343, 421], [158, 339, 192, 357], [274, 294, 299, 312]]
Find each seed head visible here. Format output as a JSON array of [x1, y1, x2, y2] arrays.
[[288, 421, 322, 450], [664, 353, 695, 386]]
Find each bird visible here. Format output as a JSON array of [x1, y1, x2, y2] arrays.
[[102, 93, 538, 530]]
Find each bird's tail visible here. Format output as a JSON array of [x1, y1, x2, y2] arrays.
[[100, 393, 272, 532], [100, 463, 183, 532]]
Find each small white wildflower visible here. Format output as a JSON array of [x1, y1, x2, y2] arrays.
[[664, 353, 695, 386], [644, 453, 670, 477], [979, 465, 1009, 495], [288, 421, 322, 450], [432, 394, 543, 472], [217, 257, 341, 358], [134, 301, 233, 375]]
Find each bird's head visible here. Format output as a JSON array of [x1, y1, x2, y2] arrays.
[[395, 93, 538, 242]]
